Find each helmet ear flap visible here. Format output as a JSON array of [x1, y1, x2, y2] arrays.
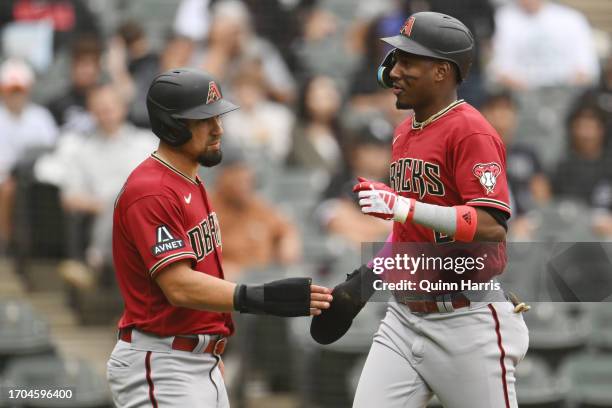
[[377, 50, 396, 89], [163, 116, 192, 147], [147, 98, 193, 146]]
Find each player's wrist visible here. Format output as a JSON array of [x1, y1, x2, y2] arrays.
[[405, 200, 479, 242], [393, 196, 413, 223], [233, 278, 312, 317]]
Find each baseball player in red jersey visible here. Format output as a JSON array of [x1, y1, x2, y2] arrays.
[[107, 68, 332, 408], [311, 12, 529, 408]]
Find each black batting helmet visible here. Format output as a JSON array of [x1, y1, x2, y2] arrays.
[[377, 12, 474, 88], [146, 68, 239, 146]]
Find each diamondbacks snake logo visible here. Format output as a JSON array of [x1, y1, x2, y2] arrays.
[[472, 163, 501, 195]]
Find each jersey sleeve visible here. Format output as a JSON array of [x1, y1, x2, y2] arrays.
[[123, 195, 197, 277], [452, 133, 512, 216]]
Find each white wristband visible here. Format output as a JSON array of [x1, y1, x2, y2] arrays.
[[393, 196, 411, 223], [411, 200, 457, 236]]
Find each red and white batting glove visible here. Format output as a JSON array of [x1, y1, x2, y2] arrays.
[[352, 177, 413, 223]]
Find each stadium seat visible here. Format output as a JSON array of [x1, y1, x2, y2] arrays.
[[0, 300, 54, 373], [561, 352, 612, 408], [522, 302, 591, 370], [267, 169, 329, 204], [530, 200, 597, 243], [11, 148, 67, 264], [590, 303, 612, 351], [499, 243, 546, 301], [516, 354, 569, 407], [422, 356, 568, 408], [299, 222, 352, 267], [70, 282, 123, 326], [545, 242, 612, 303], [0, 355, 112, 407], [513, 87, 579, 170]]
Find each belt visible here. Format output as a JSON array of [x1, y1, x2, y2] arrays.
[[118, 328, 227, 356], [400, 293, 470, 313]]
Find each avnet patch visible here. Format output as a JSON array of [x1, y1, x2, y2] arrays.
[[151, 239, 185, 256]]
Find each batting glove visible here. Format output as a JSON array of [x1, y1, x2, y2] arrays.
[[352, 177, 413, 223]]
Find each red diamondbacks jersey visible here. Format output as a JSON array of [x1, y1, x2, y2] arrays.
[[112, 153, 233, 337], [388, 100, 511, 284]]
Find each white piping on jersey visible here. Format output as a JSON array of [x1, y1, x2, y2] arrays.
[[151, 152, 199, 185], [467, 198, 512, 213], [411, 99, 465, 130], [150, 251, 197, 276]]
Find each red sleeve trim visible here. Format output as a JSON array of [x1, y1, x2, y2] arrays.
[[466, 198, 512, 216], [149, 251, 197, 278]]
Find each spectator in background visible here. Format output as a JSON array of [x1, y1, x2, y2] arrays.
[[210, 151, 302, 281], [480, 90, 551, 239], [480, 90, 551, 215], [169, 0, 296, 103], [317, 116, 392, 246], [0, 58, 58, 247], [574, 55, 612, 139], [348, 14, 397, 104], [222, 67, 295, 164], [172, 0, 213, 44], [292, 1, 346, 83], [489, 0, 599, 91], [242, 0, 303, 71], [107, 20, 161, 128], [347, 15, 411, 127], [552, 104, 612, 210], [35, 84, 155, 288], [287, 75, 343, 176], [552, 103, 612, 238], [0, 0, 100, 54], [47, 35, 103, 133]]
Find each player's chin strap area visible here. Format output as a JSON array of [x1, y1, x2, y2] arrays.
[[233, 277, 312, 317]]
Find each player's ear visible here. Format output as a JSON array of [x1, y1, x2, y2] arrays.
[[434, 61, 452, 82]]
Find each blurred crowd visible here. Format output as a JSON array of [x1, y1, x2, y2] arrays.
[[0, 0, 609, 278], [0, 0, 609, 303], [0, 0, 611, 406]]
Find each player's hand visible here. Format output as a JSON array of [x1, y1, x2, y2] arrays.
[[309, 285, 333, 316], [352, 177, 411, 223]]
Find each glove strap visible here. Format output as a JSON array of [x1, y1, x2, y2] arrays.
[[233, 277, 312, 317]]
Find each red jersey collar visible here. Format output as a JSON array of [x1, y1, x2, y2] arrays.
[[151, 152, 200, 185], [412, 99, 465, 130]]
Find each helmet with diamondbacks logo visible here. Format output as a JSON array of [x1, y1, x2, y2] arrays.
[[377, 12, 475, 88], [146, 68, 239, 146]]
